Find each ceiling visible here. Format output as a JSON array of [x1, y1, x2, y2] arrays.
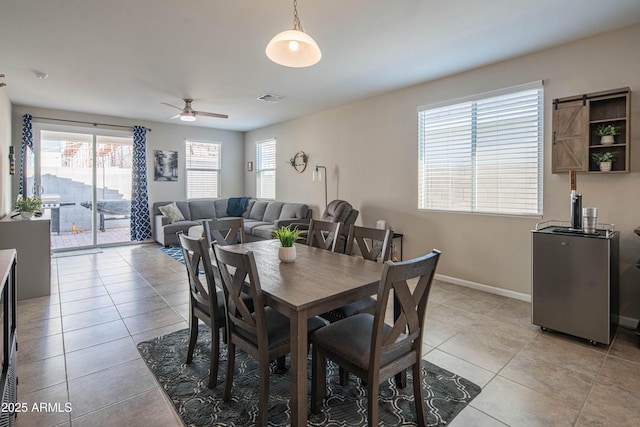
[[2, 0, 640, 132]]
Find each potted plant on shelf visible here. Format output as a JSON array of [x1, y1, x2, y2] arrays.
[[272, 225, 301, 263], [591, 151, 617, 172], [13, 196, 42, 220], [596, 124, 620, 145]]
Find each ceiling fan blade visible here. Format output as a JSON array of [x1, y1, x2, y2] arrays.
[[168, 114, 180, 120], [194, 111, 229, 119], [161, 102, 183, 111]]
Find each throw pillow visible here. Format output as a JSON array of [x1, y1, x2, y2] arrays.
[[158, 202, 185, 223]]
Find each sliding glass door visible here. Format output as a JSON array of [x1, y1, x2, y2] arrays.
[[35, 125, 133, 250]]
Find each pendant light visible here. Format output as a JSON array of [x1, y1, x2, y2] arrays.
[[266, 0, 321, 68]]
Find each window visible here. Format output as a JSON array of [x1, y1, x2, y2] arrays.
[[185, 140, 221, 199], [418, 82, 543, 216], [256, 139, 276, 199]]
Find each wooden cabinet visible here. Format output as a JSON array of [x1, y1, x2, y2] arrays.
[[552, 88, 631, 174]]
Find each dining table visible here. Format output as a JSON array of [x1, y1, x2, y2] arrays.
[[221, 239, 385, 426]]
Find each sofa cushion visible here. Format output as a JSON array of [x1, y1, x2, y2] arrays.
[[280, 203, 308, 220], [162, 220, 200, 235], [263, 202, 284, 223], [177, 202, 191, 219], [158, 202, 185, 223], [249, 201, 269, 220], [214, 199, 228, 218], [244, 220, 271, 233], [251, 224, 277, 240], [243, 200, 256, 218], [189, 200, 216, 220]]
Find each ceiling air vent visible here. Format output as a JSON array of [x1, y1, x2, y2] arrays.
[[257, 94, 285, 103]]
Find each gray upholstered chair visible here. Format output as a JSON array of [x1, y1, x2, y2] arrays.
[[292, 200, 358, 253], [212, 243, 326, 427], [311, 250, 442, 427], [320, 200, 359, 253]]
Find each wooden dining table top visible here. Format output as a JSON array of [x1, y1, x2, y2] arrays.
[[220, 239, 385, 315]]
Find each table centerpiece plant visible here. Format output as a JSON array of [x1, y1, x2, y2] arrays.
[[273, 225, 301, 263]]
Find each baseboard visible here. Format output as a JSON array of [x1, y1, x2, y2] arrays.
[[435, 273, 640, 330], [435, 274, 531, 302], [618, 315, 640, 330]]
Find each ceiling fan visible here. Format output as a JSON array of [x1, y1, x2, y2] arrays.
[[161, 98, 228, 122]]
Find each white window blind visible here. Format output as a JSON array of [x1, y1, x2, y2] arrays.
[[418, 82, 543, 216], [185, 140, 221, 199], [256, 139, 276, 199]]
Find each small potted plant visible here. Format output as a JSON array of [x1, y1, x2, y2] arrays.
[[596, 124, 620, 145], [591, 151, 617, 172], [272, 225, 301, 263], [13, 196, 42, 220]]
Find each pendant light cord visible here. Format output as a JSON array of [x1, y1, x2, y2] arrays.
[[292, 0, 303, 31]]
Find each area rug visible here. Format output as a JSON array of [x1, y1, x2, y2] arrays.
[[160, 246, 184, 263], [138, 326, 481, 426]]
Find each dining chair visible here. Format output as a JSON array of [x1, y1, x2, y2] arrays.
[[321, 225, 393, 384], [177, 231, 227, 389], [306, 219, 341, 252], [321, 225, 393, 323], [311, 249, 442, 427], [202, 217, 246, 247], [290, 200, 359, 253], [212, 242, 326, 427]]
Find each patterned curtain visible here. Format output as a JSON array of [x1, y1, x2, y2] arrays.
[[130, 126, 152, 241], [18, 114, 33, 196]]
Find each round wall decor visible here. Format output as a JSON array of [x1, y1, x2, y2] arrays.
[[288, 151, 308, 173]]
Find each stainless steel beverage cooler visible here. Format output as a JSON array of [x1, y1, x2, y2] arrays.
[[531, 222, 619, 345]]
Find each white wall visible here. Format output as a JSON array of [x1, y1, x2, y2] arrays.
[[10, 105, 245, 219], [0, 89, 11, 217], [245, 24, 640, 320]]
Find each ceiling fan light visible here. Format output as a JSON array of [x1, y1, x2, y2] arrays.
[[180, 112, 196, 122], [266, 29, 321, 68]]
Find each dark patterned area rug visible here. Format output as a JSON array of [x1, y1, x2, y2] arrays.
[[160, 246, 184, 263], [160, 246, 204, 273], [138, 326, 481, 426]]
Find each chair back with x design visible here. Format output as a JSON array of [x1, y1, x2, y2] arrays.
[[306, 219, 341, 252], [345, 225, 392, 262], [203, 218, 246, 248]]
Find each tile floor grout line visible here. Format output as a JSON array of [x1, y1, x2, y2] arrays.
[[53, 257, 74, 427], [572, 350, 610, 425]]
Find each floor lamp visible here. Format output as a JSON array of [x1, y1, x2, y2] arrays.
[[313, 165, 327, 208]]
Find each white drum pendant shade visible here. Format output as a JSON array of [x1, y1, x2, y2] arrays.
[[266, 29, 321, 68]]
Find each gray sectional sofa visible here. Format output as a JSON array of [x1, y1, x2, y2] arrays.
[[152, 198, 312, 246]]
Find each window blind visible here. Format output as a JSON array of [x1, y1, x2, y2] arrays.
[[418, 82, 543, 216], [185, 140, 221, 199], [256, 139, 276, 200]]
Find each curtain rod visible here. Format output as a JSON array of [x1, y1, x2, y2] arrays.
[[30, 116, 151, 132]]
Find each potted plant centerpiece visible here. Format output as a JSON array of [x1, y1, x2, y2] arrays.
[[596, 124, 620, 145], [273, 225, 301, 263], [591, 151, 617, 172], [13, 196, 42, 220]]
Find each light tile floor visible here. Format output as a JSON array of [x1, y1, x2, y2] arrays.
[[15, 243, 640, 426]]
